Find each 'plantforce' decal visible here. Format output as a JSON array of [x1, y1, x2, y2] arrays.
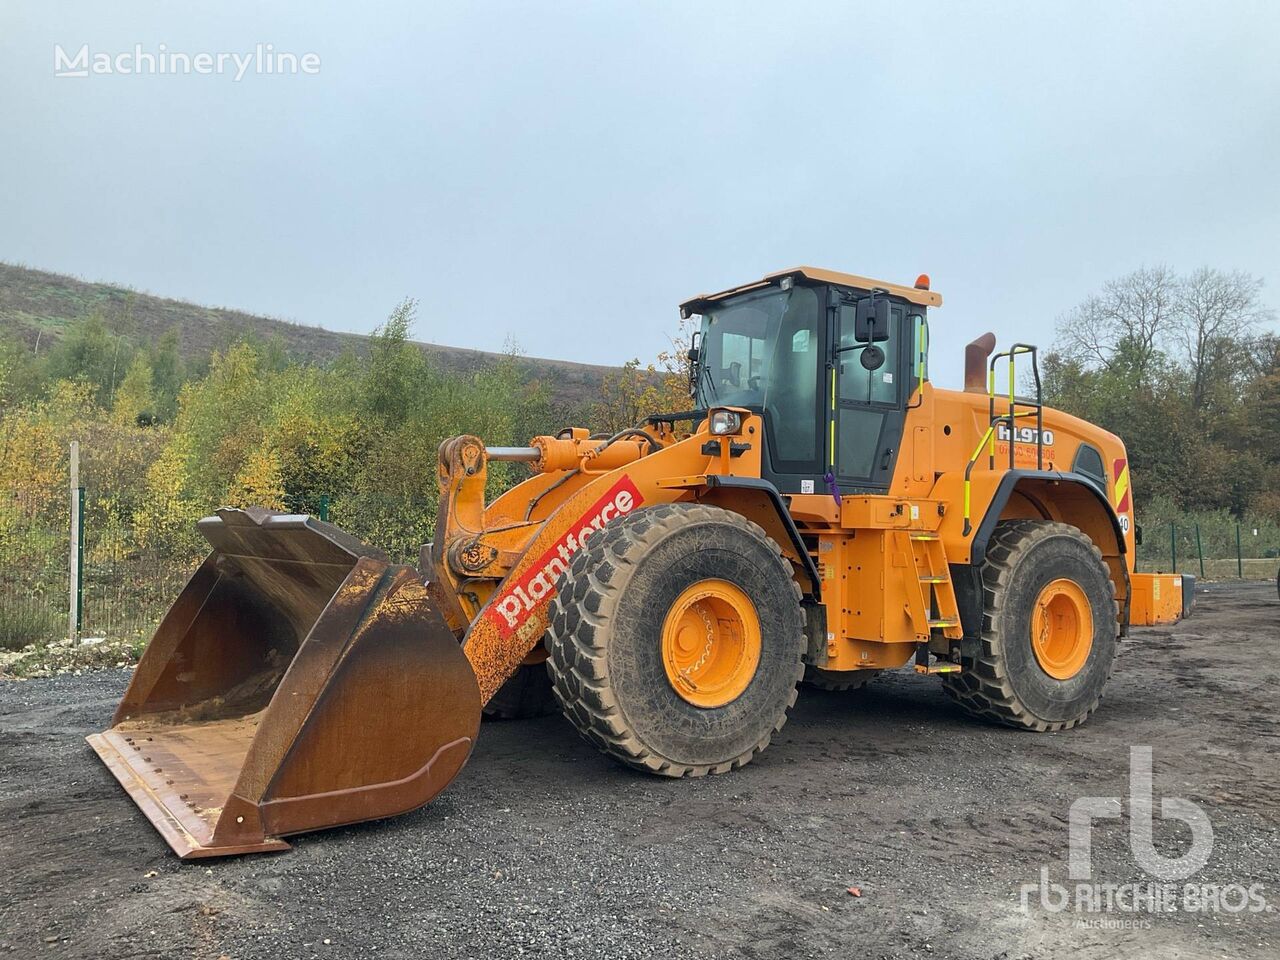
[[486, 476, 644, 637]]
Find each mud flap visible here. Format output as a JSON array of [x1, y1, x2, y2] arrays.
[[87, 508, 481, 859]]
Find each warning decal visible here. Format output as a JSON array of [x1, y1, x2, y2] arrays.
[[1113, 458, 1131, 514]]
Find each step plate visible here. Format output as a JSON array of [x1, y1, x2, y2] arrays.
[[913, 662, 963, 676]]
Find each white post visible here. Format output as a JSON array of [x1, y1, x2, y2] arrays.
[[68, 441, 80, 644]]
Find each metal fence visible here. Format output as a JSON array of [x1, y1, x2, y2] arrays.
[[0, 500, 200, 650], [0, 516, 67, 649], [0, 481, 439, 652], [79, 530, 200, 644], [1135, 517, 1280, 580], [3, 469, 1279, 653]]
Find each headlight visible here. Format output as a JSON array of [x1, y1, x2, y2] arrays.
[[709, 409, 743, 436]]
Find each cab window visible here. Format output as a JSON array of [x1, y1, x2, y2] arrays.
[[836, 303, 903, 405]]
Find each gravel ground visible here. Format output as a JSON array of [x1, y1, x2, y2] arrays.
[[1, 581, 1277, 960]]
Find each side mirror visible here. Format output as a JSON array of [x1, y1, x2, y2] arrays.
[[860, 345, 886, 371], [854, 297, 892, 343]]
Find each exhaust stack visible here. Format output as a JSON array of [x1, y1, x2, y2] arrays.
[[965, 332, 997, 393]]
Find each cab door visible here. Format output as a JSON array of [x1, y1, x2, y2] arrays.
[[829, 296, 909, 490]]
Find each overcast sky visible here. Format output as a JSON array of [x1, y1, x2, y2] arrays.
[[2, 1, 1277, 386]]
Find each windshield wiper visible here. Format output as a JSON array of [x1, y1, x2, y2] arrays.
[[698, 361, 718, 403]]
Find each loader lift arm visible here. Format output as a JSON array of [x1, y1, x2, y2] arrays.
[[427, 415, 811, 704]]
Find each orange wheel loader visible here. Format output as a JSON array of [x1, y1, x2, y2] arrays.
[[88, 267, 1193, 858]]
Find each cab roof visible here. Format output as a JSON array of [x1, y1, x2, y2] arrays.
[[679, 266, 942, 317]]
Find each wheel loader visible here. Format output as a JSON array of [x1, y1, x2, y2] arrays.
[[88, 266, 1193, 858]]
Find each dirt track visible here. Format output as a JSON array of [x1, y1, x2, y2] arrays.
[[1, 581, 1277, 960]]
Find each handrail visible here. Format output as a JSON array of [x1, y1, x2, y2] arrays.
[[916, 315, 929, 385], [962, 423, 997, 534], [962, 343, 1044, 535]]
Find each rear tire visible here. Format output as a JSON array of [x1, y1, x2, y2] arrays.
[[943, 519, 1118, 731], [547, 503, 805, 776], [482, 661, 558, 720], [803, 666, 880, 692]]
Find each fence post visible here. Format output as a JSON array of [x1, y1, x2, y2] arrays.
[[319, 494, 330, 523], [1170, 522, 1177, 574], [77, 485, 84, 633], [68, 441, 82, 643], [1194, 522, 1205, 579], [1236, 522, 1243, 578]]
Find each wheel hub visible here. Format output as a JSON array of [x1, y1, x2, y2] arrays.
[[1031, 577, 1093, 680], [661, 579, 761, 708]]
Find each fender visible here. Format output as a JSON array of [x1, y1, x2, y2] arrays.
[[700, 475, 823, 598], [970, 469, 1127, 561], [963, 469, 1132, 643]]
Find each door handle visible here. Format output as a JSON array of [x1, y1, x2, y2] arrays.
[[880, 447, 894, 471]]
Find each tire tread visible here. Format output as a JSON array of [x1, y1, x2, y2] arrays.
[[942, 519, 1119, 732], [547, 503, 804, 777]]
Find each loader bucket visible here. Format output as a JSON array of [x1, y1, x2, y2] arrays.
[[87, 508, 481, 859]]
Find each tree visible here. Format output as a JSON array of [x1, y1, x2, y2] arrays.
[[362, 299, 428, 421], [1050, 265, 1279, 520], [44, 313, 134, 405], [147, 330, 184, 421], [0, 381, 95, 522], [591, 326, 692, 434], [1057, 265, 1179, 389], [112, 355, 156, 426], [104, 292, 139, 406], [1176, 268, 1273, 410], [0, 339, 42, 411], [1250, 338, 1280, 516]]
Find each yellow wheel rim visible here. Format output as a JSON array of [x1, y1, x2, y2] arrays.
[[661, 579, 761, 708], [1031, 578, 1093, 680]]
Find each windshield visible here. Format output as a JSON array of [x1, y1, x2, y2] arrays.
[[694, 286, 820, 409], [694, 284, 822, 468]]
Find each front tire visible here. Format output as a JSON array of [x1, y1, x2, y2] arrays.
[[547, 503, 805, 776], [943, 519, 1118, 731]]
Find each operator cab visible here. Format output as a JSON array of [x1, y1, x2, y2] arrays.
[[681, 267, 939, 496]]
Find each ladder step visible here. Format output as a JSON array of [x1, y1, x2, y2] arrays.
[[927, 618, 959, 628], [914, 661, 963, 676], [919, 575, 948, 583], [909, 534, 939, 541]]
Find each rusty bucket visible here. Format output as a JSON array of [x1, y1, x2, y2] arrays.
[[87, 508, 481, 859]]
